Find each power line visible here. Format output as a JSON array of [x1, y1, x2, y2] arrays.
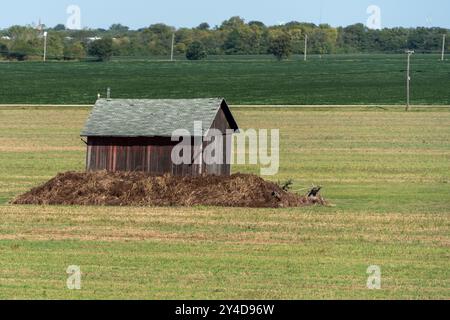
[[304, 34, 308, 61], [43, 31, 48, 62], [170, 33, 175, 62], [405, 50, 414, 112], [442, 34, 446, 61]]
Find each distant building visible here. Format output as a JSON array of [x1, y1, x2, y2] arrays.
[[81, 98, 239, 176], [85, 37, 102, 42], [35, 18, 44, 32]]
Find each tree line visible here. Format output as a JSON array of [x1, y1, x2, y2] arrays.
[[0, 16, 448, 61]]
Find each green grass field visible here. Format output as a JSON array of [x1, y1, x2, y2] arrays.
[[0, 106, 449, 299], [0, 54, 449, 105]]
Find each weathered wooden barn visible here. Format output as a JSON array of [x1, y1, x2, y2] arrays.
[[81, 98, 239, 176]]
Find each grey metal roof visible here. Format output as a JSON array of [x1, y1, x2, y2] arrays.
[[81, 98, 236, 137]]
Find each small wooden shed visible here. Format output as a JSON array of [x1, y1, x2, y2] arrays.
[[81, 98, 239, 176]]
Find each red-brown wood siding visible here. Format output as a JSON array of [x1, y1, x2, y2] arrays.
[[202, 107, 232, 176], [86, 107, 233, 176]]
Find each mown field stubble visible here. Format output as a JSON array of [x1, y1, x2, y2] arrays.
[[0, 106, 449, 299]]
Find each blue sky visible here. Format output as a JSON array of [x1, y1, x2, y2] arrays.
[[0, 0, 449, 29]]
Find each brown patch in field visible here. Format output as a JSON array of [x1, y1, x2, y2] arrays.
[[1, 227, 447, 246], [1, 205, 448, 246], [0, 145, 84, 152], [285, 147, 450, 156], [11, 171, 327, 208]]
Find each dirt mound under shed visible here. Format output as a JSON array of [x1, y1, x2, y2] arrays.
[[12, 171, 327, 208]]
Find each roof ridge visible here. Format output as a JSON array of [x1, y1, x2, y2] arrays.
[[82, 98, 235, 138], [96, 97, 224, 101]]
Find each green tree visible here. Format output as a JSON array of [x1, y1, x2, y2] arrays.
[[142, 24, 175, 55], [186, 41, 207, 60], [53, 24, 66, 31], [88, 38, 113, 61], [109, 24, 130, 35], [7, 26, 40, 59], [46, 33, 64, 59], [175, 42, 187, 54], [197, 23, 210, 30], [64, 41, 86, 60], [268, 31, 292, 60], [309, 27, 337, 54], [223, 29, 245, 54], [0, 42, 8, 58], [340, 23, 368, 52], [1, 17, 449, 57], [220, 16, 245, 30], [10, 39, 39, 59], [248, 21, 266, 28]]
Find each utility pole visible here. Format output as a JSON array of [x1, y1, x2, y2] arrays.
[[304, 34, 308, 61], [441, 34, 446, 61], [170, 33, 175, 62], [405, 50, 414, 112], [43, 31, 48, 62]]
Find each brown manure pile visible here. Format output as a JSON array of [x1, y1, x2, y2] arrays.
[[12, 171, 327, 208]]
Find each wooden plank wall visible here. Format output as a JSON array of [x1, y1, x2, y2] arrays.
[[86, 106, 234, 176], [87, 137, 206, 176], [89, 137, 170, 174], [202, 107, 232, 176]]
